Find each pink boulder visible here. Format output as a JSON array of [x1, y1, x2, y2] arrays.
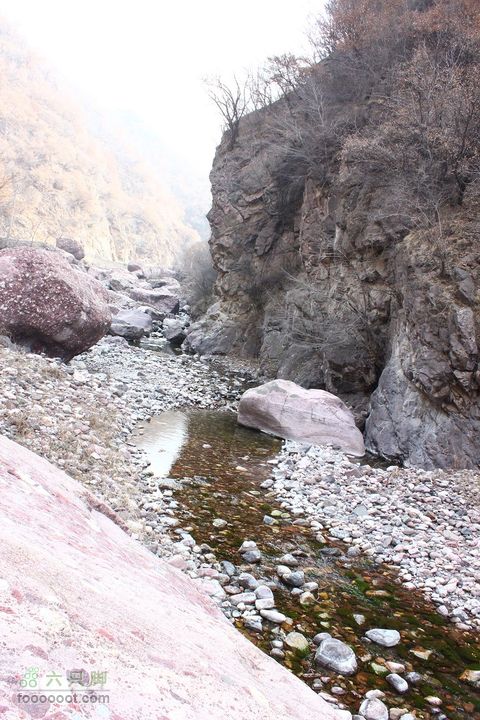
[[0, 247, 111, 359], [0, 434, 340, 720], [238, 379, 365, 456]]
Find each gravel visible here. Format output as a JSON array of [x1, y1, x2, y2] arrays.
[[268, 442, 480, 629]]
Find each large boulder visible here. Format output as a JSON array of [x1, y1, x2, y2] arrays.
[[163, 317, 187, 346], [238, 379, 365, 456], [0, 247, 111, 360], [183, 302, 240, 355], [0, 434, 340, 720], [110, 308, 153, 339], [128, 286, 180, 316], [56, 236, 85, 261]]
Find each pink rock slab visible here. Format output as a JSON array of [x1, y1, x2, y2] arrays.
[[0, 434, 340, 720]]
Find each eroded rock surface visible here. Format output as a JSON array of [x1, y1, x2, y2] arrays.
[[0, 434, 340, 720]]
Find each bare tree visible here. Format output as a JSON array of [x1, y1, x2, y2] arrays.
[[206, 75, 252, 150]]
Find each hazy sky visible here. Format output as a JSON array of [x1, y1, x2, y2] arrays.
[[1, 0, 323, 176]]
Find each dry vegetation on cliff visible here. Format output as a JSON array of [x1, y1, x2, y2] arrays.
[[0, 21, 198, 263]]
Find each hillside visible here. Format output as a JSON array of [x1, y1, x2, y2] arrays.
[[0, 21, 198, 264], [186, 0, 480, 469]]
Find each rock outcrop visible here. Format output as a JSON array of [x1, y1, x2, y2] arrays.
[[0, 433, 340, 720], [194, 82, 480, 469], [238, 380, 365, 456], [0, 246, 111, 359]]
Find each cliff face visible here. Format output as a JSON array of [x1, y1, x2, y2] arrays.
[[191, 94, 480, 469], [0, 22, 197, 263]]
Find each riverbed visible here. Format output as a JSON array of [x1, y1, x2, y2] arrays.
[[132, 406, 480, 720]]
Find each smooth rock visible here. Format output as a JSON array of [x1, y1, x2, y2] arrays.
[[365, 629, 401, 647], [284, 632, 310, 656], [0, 434, 340, 720], [238, 379, 365, 456], [260, 609, 287, 624], [315, 638, 358, 675], [386, 674, 408, 694], [111, 308, 153, 339], [358, 697, 389, 720]]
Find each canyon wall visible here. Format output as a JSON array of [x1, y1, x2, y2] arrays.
[[188, 90, 480, 469]]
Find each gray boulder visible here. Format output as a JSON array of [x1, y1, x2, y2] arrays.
[[128, 286, 179, 317], [238, 379, 365, 456], [314, 637, 358, 675], [110, 309, 153, 340], [163, 318, 187, 346], [183, 302, 240, 355]]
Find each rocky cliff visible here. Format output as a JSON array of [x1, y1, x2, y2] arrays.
[[0, 21, 198, 264], [188, 16, 480, 469]]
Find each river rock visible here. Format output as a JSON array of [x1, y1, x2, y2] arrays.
[[128, 286, 180, 316], [238, 379, 365, 456], [110, 308, 153, 339], [0, 434, 340, 720], [242, 549, 262, 563], [238, 572, 259, 590], [365, 629, 401, 647], [244, 616, 263, 633], [255, 585, 274, 600], [285, 632, 310, 656], [386, 674, 409, 694], [315, 637, 358, 675], [260, 609, 287, 624], [283, 570, 305, 588], [0, 246, 111, 359], [358, 698, 389, 720]]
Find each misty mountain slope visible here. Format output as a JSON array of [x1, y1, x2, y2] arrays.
[[0, 21, 198, 263]]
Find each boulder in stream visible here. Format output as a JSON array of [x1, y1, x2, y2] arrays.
[[238, 379, 365, 456]]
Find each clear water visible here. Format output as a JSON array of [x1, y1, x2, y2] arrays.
[[133, 408, 480, 719]]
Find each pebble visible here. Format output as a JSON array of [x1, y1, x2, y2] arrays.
[[284, 631, 310, 656], [386, 674, 408, 694], [260, 609, 286, 624], [365, 629, 401, 647], [242, 549, 262, 563], [282, 570, 305, 588], [212, 518, 227, 528], [244, 616, 262, 633], [270, 440, 480, 630], [358, 697, 389, 720]]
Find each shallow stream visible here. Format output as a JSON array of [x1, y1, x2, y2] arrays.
[[133, 408, 480, 719]]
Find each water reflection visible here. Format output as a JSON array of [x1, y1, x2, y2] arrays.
[[132, 410, 188, 476]]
